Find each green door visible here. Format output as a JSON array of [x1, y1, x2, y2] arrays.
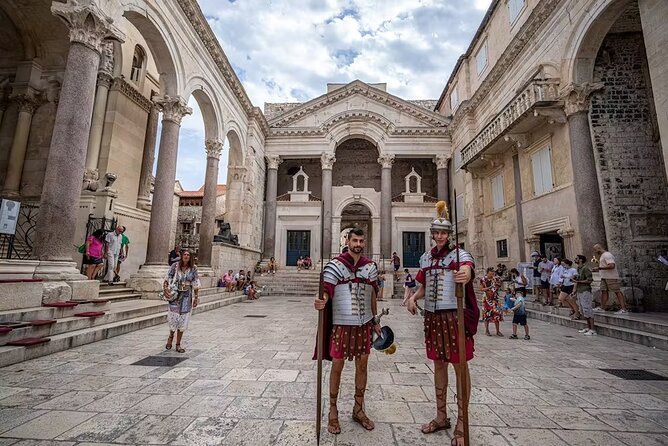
[[286, 230, 311, 266]]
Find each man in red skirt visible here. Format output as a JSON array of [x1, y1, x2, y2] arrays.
[[407, 201, 479, 445], [314, 227, 382, 434]]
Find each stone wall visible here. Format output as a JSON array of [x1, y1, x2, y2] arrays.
[[277, 159, 323, 197], [211, 243, 262, 280], [332, 139, 381, 191], [391, 158, 437, 198], [590, 28, 668, 310]]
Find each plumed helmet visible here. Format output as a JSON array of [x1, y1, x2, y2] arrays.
[[430, 200, 453, 232], [372, 326, 397, 355]]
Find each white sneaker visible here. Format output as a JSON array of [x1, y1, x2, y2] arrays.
[[583, 330, 597, 336], [592, 307, 605, 313], [578, 328, 589, 333], [614, 309, 628, 315]]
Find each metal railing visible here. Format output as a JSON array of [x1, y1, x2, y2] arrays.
[[0, 202, 39, 260]]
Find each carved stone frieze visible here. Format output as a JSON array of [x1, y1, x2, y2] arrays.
[[51, 1, 124, 52], [205, 139, 224, 159], [153, 95, 192, 125], [111, 77, 152, 112], [560, 82, 605, 116], [99, 40, 115, 76]]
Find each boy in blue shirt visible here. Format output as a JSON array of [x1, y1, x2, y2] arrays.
[[506, 290, 530, 340]]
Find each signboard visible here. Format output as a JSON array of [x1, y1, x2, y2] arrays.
[[0, 199, 20, 235]]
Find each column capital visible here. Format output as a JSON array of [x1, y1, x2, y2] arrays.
[[557, 227, 575, 239], [10, 92, 43, 114], [51, 1, 125, 53], [265, 154, 282, 170], [96, 71, 113, 89], [433, 154, 449, 170], [205, 139, 224, 159], [377, 153, 395, 169], [560, 82, 604, 117], [153, 95, 192, 125], [320, 152, 336, 170]]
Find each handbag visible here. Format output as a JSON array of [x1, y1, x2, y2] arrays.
[[159, 278, 181, 303]]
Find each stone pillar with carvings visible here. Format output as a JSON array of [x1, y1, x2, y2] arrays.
[[34, 1, 124, 267], [562, 83, 606, 260], [524, 235, 540, 256], [378, 153, 395, 258], [2, 93, 42, 196], [137, 101, 160, 209], [434, 154, 449, 204], [83, 41, 114, 186], [321, 152, 336, 257], [557, 227, 576, 259], [144, 96, 192, 265], [199, 139, 223, 268], [263, 155, 282, 258]]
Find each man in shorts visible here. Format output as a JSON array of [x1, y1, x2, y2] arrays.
[[538, 254, 554, 305], [592, 244, 627, 314], [574, 254, 596, 335]]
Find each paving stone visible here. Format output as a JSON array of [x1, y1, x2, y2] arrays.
[[222, 397, 278, 418], [56, 413, 144, 442], [33, 391, 107, 410], [171, 417, 237, 445], [610, 432, 668, 446], [0, 388, 26, 401], [257, 369, 300, 382], [536, 407, 612, 430], [273, 420, 336, 446], [79, 392, 150, 413], [262, 381, 308, 398], [0, 389, 68, 408], [0, 410, 95, 440], [585, 408, 667, 432], [489, 404, 559, 429], [113, 415, 195, 444], [220, 381, 269, 396], [0, 408, 47, 435], [125, 394, 192, 415], [380, 384, 428, 402], [175, 395, 235, 417], [180, 379, 230, 395], [271, 397, 315, 420], [499, 428, 569, 445], [219, 418, 283, 445], [552, 430, 627, 446], [334, 420, 395, 445]]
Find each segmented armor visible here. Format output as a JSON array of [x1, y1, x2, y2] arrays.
[[420, 248, 474, 313], [323, 259, 378, 326]]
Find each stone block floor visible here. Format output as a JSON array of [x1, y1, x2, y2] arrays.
[[1, 295, 668, 445]]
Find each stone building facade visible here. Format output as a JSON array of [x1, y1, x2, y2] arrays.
[[175, 184, 226, 257], [436, 0, 668, 310]]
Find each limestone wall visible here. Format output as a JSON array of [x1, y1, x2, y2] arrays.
[[211, 243, 262, 280]]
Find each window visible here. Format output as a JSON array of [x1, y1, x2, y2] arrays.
[[195, 223, 201, 235], [450, 86, 459, 112], [455, 194, 465, 222], [531, 145, 554, 196], [508, 0, 526, 24], [130, 45, 146, 82], [476, 40, 488, 76], [496, 239, 508, 258], [491, 174, 505, 210], [182, 222, 191, 234]]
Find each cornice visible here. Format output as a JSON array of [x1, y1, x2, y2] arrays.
[[110, 77, 152, 112], [269, 81, 450, 128]]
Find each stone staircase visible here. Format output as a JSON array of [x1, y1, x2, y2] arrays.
[[0, 286, 247, 367], [255, 267, 320, 297]]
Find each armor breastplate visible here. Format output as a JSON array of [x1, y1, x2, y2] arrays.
[[420, 248, 474, 313], [324, 259, 377, 326]]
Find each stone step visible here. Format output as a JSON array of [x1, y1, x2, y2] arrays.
[[0, 292, 247, 368], [0, 301, 112, 323]]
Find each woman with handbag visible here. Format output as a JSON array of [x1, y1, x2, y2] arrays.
[[163, 249, 200, 353]]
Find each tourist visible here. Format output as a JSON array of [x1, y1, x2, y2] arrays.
[[495, 263, 508, 280], [592, 243, 628, 314], [114, 227, 130, 282], [234, 269, 246, 291], [163, 249, 200, 353], [83, 229, 105, 280], [530, 251, 541, 295], [222, 269, 236, 292], [313, 227, 381, 435], [574, 254, 596, 335], [168, 245, 181, 266], [480, 267, 503, 336], [103, 225, 124, 285], [245, 280, 258, 300], [510, 267, 528, 296], [377, 270, 386, 301], [406, 201, 478, 443], [402, 268, 417, 305], [538, 254, 554, 305], [303, 255, 312, 269], [392, 252, 401, 279], [506, 289, 530, 340], [268, 256, 277, 274], [549, 258, 563, 305], [246, 270, 253, 283], [297, 256, 304, 270], [558, 259, 580, 319]]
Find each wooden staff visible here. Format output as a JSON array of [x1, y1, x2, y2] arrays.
[[315, 199, 326, 445], [453, 189, 470, 446]]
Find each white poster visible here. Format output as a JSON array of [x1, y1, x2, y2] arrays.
[[0, 199, 20, 235]]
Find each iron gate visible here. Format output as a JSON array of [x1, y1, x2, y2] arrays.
[[0, 201, 39, 260]]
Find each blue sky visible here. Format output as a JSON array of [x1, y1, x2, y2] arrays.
[[174, 0, 493, 190]]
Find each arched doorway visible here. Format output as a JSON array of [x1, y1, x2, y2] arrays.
[[340, 202, 372, 255]]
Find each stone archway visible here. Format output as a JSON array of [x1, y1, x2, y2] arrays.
[[340, 202, 373, 255]]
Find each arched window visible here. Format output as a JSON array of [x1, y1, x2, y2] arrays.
[[130, 45, 146, 82]]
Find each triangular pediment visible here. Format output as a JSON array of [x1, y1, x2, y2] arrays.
[[268, 80, 449, 130]]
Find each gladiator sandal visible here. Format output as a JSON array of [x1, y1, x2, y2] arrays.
[[421, 381, 451, 434], [451, 393, 466, 446], [328, 392, 341, 435], [352, 386, 375, 431]]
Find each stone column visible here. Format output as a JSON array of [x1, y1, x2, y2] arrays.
[[378, 153, 395, 258], [321, 152, 336, 259], [562, 83, 606, 260], [434, 154, 450, 205], [137, 101, 160, 209], [525, 235, 540, 256], [2, 94, 41, 196], [263, 154, 282, 258], [512, 151, 526, 262], [558, 227, 576, 259], [144, 96, 192, 265], [199, 139, 223, 267], [34, 1, 124, 263]]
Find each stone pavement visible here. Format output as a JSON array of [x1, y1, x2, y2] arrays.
[[1, 295, 668, 446]]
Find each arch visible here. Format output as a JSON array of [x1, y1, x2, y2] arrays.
[[334, 196, 378, 218], [561, 0, 634, 84], [184, 76, 224, 142], [122, 5, 182, 95], [0, 1, 39, 60], [324, 112, 390, 153], [225, 127, 244, 166]]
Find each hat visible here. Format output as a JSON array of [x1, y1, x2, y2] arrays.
[[372, 326, 397, 355], [430, 201, 453, 232], [530, 251, 540, 257]]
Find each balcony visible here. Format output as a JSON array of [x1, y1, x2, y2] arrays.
[[459, 79, 562, 169]]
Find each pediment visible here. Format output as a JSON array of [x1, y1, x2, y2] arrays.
[[268, 81, 449, 130]]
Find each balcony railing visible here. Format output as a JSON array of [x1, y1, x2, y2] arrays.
[[459, 79, 561, 168]]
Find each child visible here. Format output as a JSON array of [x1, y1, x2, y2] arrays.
[[377, 270, 385, 301], [402, 268, 416, 306], [507, 290, 530, 340]]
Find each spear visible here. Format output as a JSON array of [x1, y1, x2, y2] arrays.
[[315, 197, 325, 445], [453, 189, 470, 446]]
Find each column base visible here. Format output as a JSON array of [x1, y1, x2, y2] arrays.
[[197, 266, 216, 288], [128, 263, 169, 299], [136, 195, 152, 211], [24, 260, 99, 304]]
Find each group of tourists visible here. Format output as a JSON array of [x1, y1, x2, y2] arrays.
[[82, 224, 129, 283]]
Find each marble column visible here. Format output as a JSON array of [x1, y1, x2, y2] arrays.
[[84, 72, 112, 176], [2, 94, 41, 196], [378, 153, 395, 258], [263, 155, 282, 258], [199, 139, 223, 267], [434, 154, 450, 204], [563, 83, 606, 260], [137, 101, 160, 208], [144, 95, 192, 265], [34, 1, 124, 262], [512, 151, 526, 262], [321, 152, 336, 259]]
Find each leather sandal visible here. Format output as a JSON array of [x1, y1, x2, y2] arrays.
[[165, 333, 174, 350], [352, 392, 374, 430], [175, 344, 185, 353], [450, 418, 465, 445], [421, 417, 451, 434], [328, 392, 340, 435]]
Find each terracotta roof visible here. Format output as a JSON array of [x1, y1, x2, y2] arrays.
[[177, 184, 226, 198]]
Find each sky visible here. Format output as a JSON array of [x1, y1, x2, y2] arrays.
[[174, 0, 493, 190]]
